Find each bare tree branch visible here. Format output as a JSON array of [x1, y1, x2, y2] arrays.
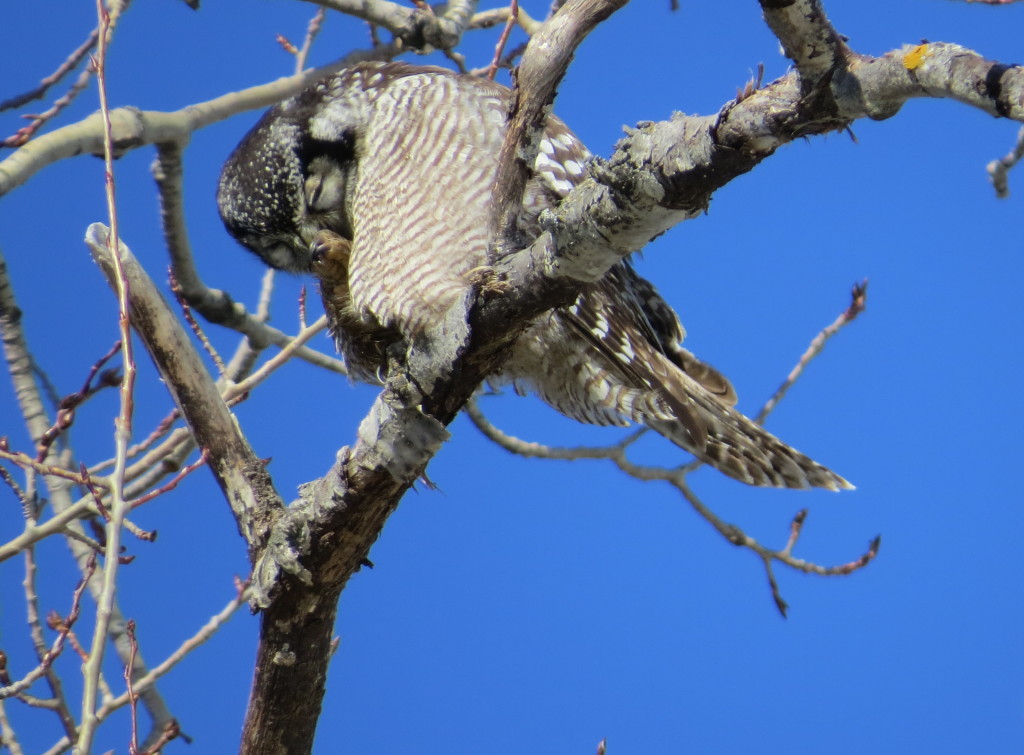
[[302, 0, 478, 49], [759, 0, 850, 85], [0, 51, 394, 198], [988, 124, 1024, 197], [491, 0, 628, 246], [463, 399, 881, 613], [1, 246, 178, 739], [86, 225, 285, 558]]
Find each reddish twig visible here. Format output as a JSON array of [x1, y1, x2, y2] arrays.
[[756, 280, 868, 425], [296, 8, 327, 73], [0, 443, 94, 489], [126, 620, 140, 755], [22, 545, 78, 740], [79, 463, 111, 522], [169, 269, 226, 378], [486, 0, 519, 80], [47, 614, 86, 662], [0, 28, 98, 112], [0, 556, 94, 699], [824, 535, 882, 575], [35, 341, 122, 462], [139, 719, 182, 755], [782, 509, 807, 557], [113, 409, 182, 472], [127, 449, 208, 510], [275, 34, 298, 55], [3, 66, 95, 148]]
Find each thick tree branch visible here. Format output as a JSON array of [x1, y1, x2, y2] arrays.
[[85, 225, 284, 561], [759, 0, 851, 86], [491, 0, 628, 245], [529, 41, 1024, 285]]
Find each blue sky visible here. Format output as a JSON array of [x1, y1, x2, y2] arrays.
[[2, 1, 1023, 753]]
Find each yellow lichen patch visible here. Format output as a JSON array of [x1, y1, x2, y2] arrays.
[[904, 44, 931, 71]]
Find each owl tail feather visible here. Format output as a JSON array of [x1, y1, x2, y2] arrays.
[[642, 351, 853, 490], [647, 412, 854, 491], [563, 310, 852, 491]]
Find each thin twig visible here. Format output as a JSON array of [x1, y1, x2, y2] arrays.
[[40, 584, 248, 754], [23, 545, 79, 740], [762, 555, 788, 617], [126, 620, 139, 755], [781, 509, 807, 557], [987, 124, 1024, 198], [0, 698, 24, 755], [35, 340, 121, 462], [466, 399, 881, 612], [486, 0, 519, 80], [296, 8, 328, 73], [127, 449, 208, 509], [756, 280, 868, 425], [79, 1, 136, 749], [0, 445, 96, 490], [0, 28, 98, 112], [223, 316, 329, 402], [0, 556, 94, 699], [3, 66, 95, 148], [170, 270, 227, 378], [89, 409, 182, 474]]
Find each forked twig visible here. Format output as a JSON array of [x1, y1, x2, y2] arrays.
[[467, 400, 881, 614], [0, 556, 95, 699], [0, 29, 98, 112]]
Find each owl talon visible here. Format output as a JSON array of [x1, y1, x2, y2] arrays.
[[466, 265, 512, 297], [310, 230, 352, 283]]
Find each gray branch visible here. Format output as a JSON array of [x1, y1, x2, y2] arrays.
[[303, 0, 477, 50], [85, 225, 285, 560]]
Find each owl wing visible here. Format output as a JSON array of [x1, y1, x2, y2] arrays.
[[310, 68, 510, 334]]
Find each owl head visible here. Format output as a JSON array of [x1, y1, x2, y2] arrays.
[[216, 93, 356, 273]]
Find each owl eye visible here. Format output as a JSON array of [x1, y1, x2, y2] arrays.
[[304, 155, 347, 214], [305, 173, 328, 209]]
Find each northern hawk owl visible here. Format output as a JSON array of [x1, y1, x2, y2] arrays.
[[217, 62, 851, 491]]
